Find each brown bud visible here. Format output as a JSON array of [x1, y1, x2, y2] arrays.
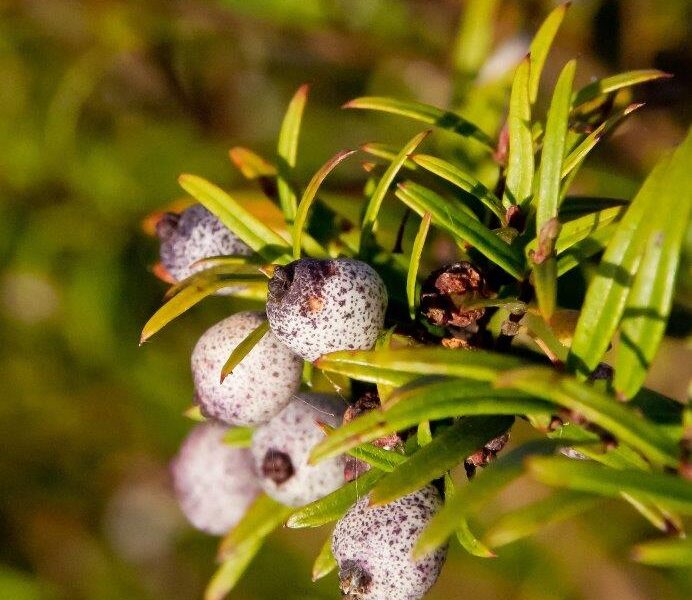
[[420, 262, 489, 329], [261, 449, 294, 484]]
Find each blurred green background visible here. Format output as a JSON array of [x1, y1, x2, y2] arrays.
[[1, 1, 690, 599]]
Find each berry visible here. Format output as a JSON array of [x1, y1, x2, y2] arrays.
[[171, 421, 261, 535], [157, 203, 251, 283], [251, 393, 346, 506], [266, 258, 388, 362], [332, 486, 446, 600], [192, 311, 302, 426]]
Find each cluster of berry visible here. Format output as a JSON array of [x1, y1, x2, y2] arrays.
[[156, 204, 446, 600]]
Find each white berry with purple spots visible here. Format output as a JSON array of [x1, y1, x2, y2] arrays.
[[332, 485, 447, 600], [171, 422, 261, 535], [191, 311, 302, 426], [157, 203, 251, 284], [266, 258, 387, 363], [251, 393, 346, 506]]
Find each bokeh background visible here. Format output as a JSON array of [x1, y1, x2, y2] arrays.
[[1, 1, 690, 599]]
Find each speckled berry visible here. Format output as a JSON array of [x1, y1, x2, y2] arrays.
[[157, 203, 251, 283], [266, 258, 387, 363], [251, 393, 346, 506], [332, 486, 447, 600], [192, 311, 302, 426], [171, 421, 261, 535]]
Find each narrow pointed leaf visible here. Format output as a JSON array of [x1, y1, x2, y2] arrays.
[[360, 131, 429, 252], [414, 439, 582, 557], [396, 181, 525, 278], [526, 205, 625, 256], [369, 416, 514, 506], [567, 152, 673, 375], [220, 320, 270, 382], [207, 494, 293, 600], [631, 537, 692, 567], [179, 174, 291, 263], [218, 494, 293, 559], [293, 148, 356, 258], [556, 224, 615, 275], [615, 130, 692, 398], [312, 536, 337, 581], [141, 276, 262, 343], [311, 378, 552, 462], [361, 142, 418, 170], [485, 490, 600, 547], [452, 0, 499, 85], [561, 103, 644, 178], [229, 146, 277, 179], [344, 97, 495, 148], [572, 69, 671, 108], [277, 84, 309, 223], [527, 457, 692, 513], [286, 468, 384, 528], [164, 263, 265, 300], [316, 347, 526, 383], [407, 213, 431, 319], [504, 56, 534, 207], [445, 475, 495, 558], [411, 154, 504, 220], [528, 2, 569, 104], [534, 60, 576, 320], [496, 367, 680, 467]]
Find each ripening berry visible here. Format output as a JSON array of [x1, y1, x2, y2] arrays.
[[251, 393, 346, 506], [171, 421, 261, 535], [191, 312, 302, 426], [157, 203, 251, 283], [266, 258, 387, 362], [332, 485, 446, 600]]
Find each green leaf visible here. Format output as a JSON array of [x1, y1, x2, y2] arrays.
[[411, 154, 505, 221], [614, 130, 692, 398], [220, 319, 270, 382], [311, 378, 552, 462], [395, 181, 525, 279], [407, 213, 431, 320], [164, 263, 265, 300], [277, 84, 309, 224], [360, 131, 429, 253], [631, 537, 692, 567], [361, 142, 418, 170], [504, 56, 534, 208], [528, 2, 570, 104], [319, 423, 407, 472], [316, 346, 527, 384], [556, 224, 615, 276], [178, 174, 292, 263], [293, 149, 356, 259], [561, 103, 644, 179], [344, 97, 495, 149], [414, 439, 582, 558], [558, 196, 627, 220], [445, 475, 495, 558], [536, 59, 576, 229], [140, 275, 263, 344], [572, 69, 671, 108], [496, 367, 680, 468], [217, 494, 293, 559], [533, 60, 576, 320], [566, 152, 673, 376], [527, 457, 692, 514], [526, 205, 625, 257], [229, 146, 277, 179], [223, 426, 254, 448], [312, 536, 337, 581], [286, 469, 384, 528], [369, 416, 514, 506], [484, 490, 600, 547], [207, 494, 293, 600]]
